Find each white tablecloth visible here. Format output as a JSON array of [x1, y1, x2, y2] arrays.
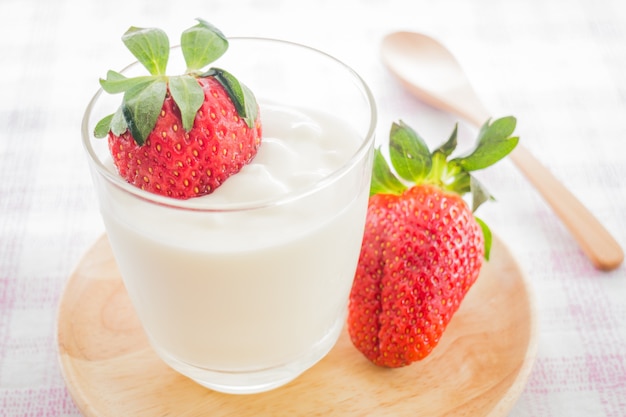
[[1, 0, 625, 415]]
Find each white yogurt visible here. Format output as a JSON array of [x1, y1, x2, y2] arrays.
[[94, 103, 373, 378]]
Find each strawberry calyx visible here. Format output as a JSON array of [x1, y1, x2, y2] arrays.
[[370, 117, 519, 259], [93, 19, 259, 145]]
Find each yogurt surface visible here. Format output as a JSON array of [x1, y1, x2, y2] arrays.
[[200, 104, 357, 205]]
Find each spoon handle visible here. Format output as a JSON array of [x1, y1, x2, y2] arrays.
[[508, 145, 623, 270], [466, 105, 623, 270]]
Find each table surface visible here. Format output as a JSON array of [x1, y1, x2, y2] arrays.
[[1, 0, 625, 416]]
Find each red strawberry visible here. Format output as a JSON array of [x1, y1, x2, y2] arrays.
[[94, 19, 261, 199], [348, 118, 519, 367]]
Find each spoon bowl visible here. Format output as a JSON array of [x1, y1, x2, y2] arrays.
[[381, 31, 623, 271], [381, 32, 489, 125]]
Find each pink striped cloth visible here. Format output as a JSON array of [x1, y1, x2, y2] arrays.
[[1, 0, 625, 415]]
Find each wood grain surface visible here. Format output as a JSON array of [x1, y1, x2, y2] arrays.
[[57, 234, 537, 417]]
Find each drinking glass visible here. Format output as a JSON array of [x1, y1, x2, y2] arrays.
[[82, 38, 377, 394]]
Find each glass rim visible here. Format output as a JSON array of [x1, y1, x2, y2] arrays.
[[81, 36, 377, 213]]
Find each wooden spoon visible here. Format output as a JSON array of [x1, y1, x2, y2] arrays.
[[381, 31, 623, 271]]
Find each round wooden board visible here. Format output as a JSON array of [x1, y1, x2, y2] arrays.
[[57, 234, 537, 417]]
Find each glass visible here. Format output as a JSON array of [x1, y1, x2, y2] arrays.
[[82, 38, 377, 394]]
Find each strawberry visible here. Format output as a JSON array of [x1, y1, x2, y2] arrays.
[[94, 19, 261, 199], [348, 118, 519, 367]]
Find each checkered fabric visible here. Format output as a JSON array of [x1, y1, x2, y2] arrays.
[[1, 0, 625, 415]]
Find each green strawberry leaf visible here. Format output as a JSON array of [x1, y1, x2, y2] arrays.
[[110, 105, 128, 136], [169, 75, 205, 131], [370, 148, 407, 196], [122, 26, 170, 76], [238, 82, 259, 128], [480, 116, 516, 142], [453, 117, 519, 171], [389, 121, 431, 183], [474, 216, 492, 261], [93, 105, 129, 138], [433, 123, 458, 158], [204, 67, 259, 128], [470, 175, 493, 212], [94, 114, 114, 138], [122, 78, 167, 145], [181, 19, 228, 72], [99, 70, 156, 94]]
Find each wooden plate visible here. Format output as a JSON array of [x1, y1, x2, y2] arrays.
[[57, 234, 537, 416]]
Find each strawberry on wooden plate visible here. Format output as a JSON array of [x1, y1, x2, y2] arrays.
[[348, 118, 519, 367]]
